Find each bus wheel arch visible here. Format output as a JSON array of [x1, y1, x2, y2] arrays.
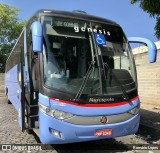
[[5, 88, 11, 104]]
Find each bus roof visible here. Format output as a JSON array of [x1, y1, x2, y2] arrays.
[[32, 9, 119, 26]]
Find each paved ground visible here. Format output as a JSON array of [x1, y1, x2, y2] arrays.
[[140, 103, 160, 130], [139, 103, 160, 145], [0, 95, 160, 153], [0, 72, 160, 152]]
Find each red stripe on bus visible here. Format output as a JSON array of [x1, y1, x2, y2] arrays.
[[50, 96, 139, 107]]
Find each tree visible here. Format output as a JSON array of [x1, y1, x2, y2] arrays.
[[130, 0, 160, 39], [0, 3, 26, 72]]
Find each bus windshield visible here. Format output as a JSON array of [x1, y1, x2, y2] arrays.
[[42, 16, 136, 101]]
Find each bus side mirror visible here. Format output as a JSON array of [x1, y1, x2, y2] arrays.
[[30, 21, 43, 53], [128, 37, 157, 63]]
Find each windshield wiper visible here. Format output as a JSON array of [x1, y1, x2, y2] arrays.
[[74, 61, 95, 101], [103, 62, 129, 101]]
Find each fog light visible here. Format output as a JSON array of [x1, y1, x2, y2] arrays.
[[50, 129, 64, 139]]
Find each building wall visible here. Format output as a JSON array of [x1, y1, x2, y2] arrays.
[[133, 41, 160, 105]]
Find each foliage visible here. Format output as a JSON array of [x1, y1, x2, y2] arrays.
[[0, 3, 26, 72], [130, 0, 160, 39]]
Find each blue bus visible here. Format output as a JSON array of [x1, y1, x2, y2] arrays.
[[5, 9, 157, 144]]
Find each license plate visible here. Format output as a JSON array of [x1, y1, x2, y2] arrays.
[[94, 129, 112, 137]]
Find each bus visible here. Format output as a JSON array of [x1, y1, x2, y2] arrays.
[[5, 9, 157, 144]]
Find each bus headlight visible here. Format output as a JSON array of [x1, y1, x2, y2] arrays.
[[128, 105, 140, 115], [39, 103, 74, 120], [51, 109, 74, 120]]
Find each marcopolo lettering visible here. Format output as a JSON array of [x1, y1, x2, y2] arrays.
[[74, 26, 111, 36], [89, 98, 114, 103]]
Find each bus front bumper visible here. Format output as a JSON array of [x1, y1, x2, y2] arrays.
[[39, 110, 140, 144]]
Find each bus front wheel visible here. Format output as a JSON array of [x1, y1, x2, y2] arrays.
[[6, 88, 11, 104]]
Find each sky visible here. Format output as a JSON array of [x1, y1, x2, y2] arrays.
[[0, 0, 159, 42]]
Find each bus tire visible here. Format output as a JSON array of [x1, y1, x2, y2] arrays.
[[6, 88, 11, 104], [8, 100, 11, 104], [7, 98, 11, 104]]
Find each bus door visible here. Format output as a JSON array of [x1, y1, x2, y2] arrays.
[[17, 27, 28, 132]]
